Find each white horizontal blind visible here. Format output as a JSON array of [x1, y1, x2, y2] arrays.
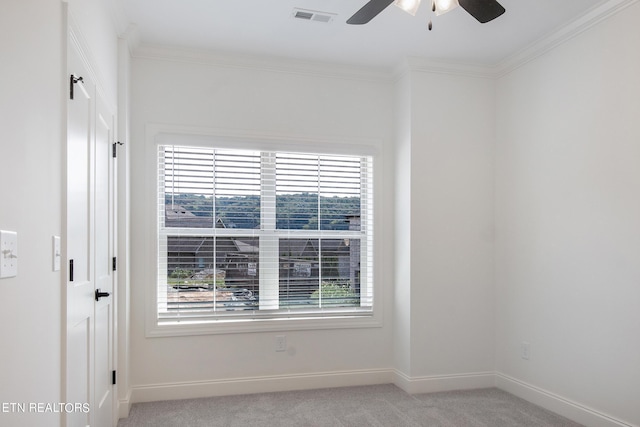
[[163, 146, 214, 228], [158, 144, 373, 323]]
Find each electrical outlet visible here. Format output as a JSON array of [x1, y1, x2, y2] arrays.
[[521, 342, 530, 360], [275, 335, 287, 352]]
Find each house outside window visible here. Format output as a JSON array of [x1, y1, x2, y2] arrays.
[[156, 144, 374, 328]]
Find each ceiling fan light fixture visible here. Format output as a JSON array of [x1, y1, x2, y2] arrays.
[[394, 0, 422, 16], [433, 0, 459, 15]]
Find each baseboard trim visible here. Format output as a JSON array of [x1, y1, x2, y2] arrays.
[[117, 389, 132, 419], [128, 369, 496, 406], [393, 370, 495, 395], [495, 373, 636, 427], [130, 368, 394, 403], [123, 370, 636, 427]]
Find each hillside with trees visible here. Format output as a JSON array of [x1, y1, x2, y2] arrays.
[[165, 193, 360, 230]]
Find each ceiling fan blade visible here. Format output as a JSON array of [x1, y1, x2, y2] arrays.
[[347, 0, 395, 25], [458, 0, 505, 23]]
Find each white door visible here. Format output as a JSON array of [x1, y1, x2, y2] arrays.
[[94, 95, 115, 427], [67, 35, 115, 427]]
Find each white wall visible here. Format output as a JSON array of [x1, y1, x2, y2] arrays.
[[410, 70, 495, 378], [128, 54, 396, 396], [129, 50, 495, 403], [394, 68, 495, 387], [393, 68, 413, 377], [495, 3, 640, 426], [0, 1, 65, 425]]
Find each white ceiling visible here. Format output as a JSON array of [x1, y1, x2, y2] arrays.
[[118, 0, 610, 70]]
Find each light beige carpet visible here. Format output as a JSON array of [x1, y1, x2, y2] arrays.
[[118, 384, 584, 427]]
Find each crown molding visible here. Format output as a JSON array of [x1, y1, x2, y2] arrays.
[[495, 0, 639, 77], [132, 44, 394, 83], [128, 0, 637, 82], [396, 0, 639, 80]]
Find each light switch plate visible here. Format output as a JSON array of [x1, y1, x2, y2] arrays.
[[53, 236, 61, 272], [0, 230, 18, 278]]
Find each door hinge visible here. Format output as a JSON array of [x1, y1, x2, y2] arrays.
[[112, 257, 117, 271], [69, 74, 83, 100], [69, 259, 74, 282], [112, 370, 116, 385], [112, 141, 124, 158]]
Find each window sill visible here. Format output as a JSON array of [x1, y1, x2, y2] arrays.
[[146, 313, 382, 338]]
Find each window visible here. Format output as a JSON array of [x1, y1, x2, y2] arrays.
[[156, 144, 373, 327]]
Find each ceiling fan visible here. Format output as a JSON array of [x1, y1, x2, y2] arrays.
[[347, 0, 505, 25]]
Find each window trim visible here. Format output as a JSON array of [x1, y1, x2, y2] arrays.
[[144, 125, 383, 337]]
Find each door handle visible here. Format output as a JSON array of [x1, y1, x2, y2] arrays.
[[95, 289, 111, 301]]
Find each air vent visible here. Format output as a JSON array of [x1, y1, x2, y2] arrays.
[[291, 8, 336, 23], [294, 11, 313, 20]]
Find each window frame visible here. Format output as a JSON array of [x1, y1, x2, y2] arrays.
[[145, 126, 382, 337]]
